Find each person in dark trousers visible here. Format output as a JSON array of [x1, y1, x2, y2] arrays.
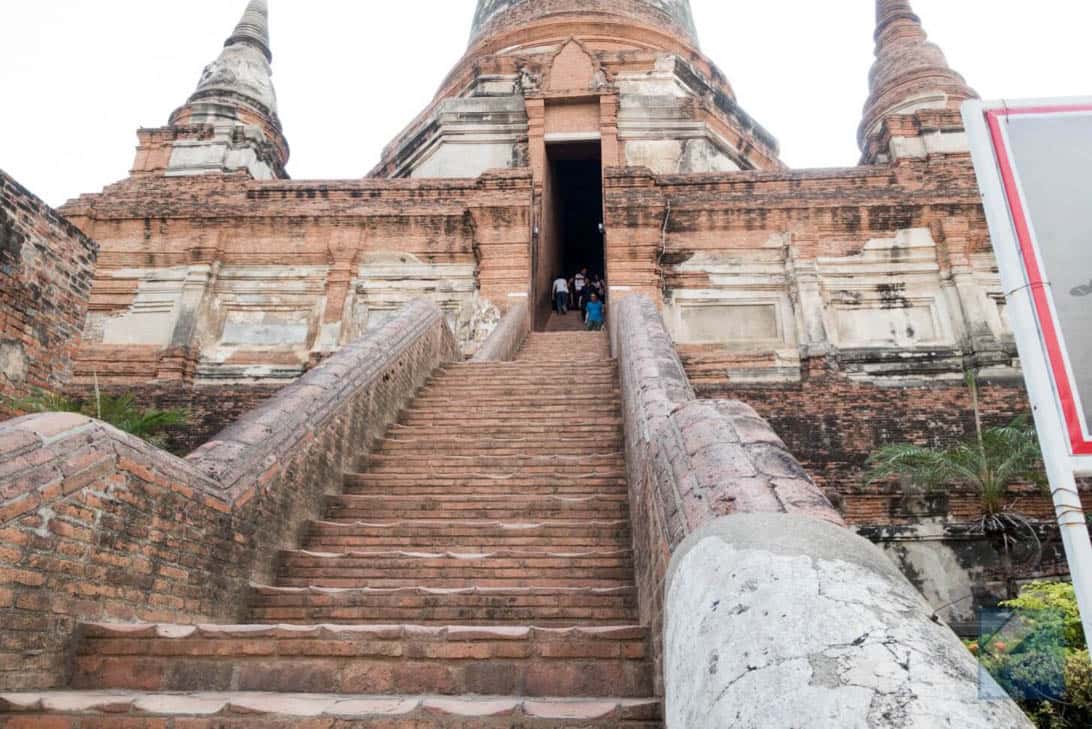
[[585, 292, 605, 331], [572, 267, 589, 313], [553, 274, 569, 314]]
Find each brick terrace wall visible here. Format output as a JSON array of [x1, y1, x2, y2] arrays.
[[695, 371, 1057, 524], [0, 170, 97, 409], [66, 382, 281, 456], [59, 170, 532, 386], [0, 300, 459, 691], [611, 295, 842, 694]]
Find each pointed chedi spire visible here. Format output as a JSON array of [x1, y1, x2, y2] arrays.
[[859, 0, 977, 163], [157, 0, 289, 179], [225, 0, 272, 62]]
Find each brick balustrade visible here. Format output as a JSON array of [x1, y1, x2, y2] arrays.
[[611, 295, 843, 694], [470, 300, 530, 362], [611, 294, 1031, 727], [0, 300, 458, 691]]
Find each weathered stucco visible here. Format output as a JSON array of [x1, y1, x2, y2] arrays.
[[666, 515, 1033, 728]]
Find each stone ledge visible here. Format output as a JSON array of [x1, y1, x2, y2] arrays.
[[471, 301, 530, 362]]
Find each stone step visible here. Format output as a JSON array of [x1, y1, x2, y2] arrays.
[[72, 624, 654, 698], [325, 494, 629, 521], [417, 384, 620, 395], [414, 388, 618, 399], [343, 473, 628, 490], [397, 415, 624, 428], [384, 423, 622, 437], [275, 550, 635, 589], [426, 375, 617, 386], [0, 692, 661, 728], [304, 520, 631, 550], [248, 584, 639, 626], [360, 463, 626, 478], [340, 488, 629, 501], [363, 455, 623, 471], [376, 440, 623, 455], [400, 406, 620, 419]]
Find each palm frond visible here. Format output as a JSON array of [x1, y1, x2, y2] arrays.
[[866, 416, 1046, 517]]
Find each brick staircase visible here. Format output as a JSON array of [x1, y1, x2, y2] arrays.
[[2, 330, 661, 728]]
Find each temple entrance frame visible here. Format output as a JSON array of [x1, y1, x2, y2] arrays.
[[526, 93, 620, 330]]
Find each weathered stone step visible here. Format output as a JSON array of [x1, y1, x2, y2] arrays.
[[343, 473, 628, 490], [419, 382, 619, 394], [275, 550, 635, 589], [340, 488, 629, 502], [0, 692, 661, 728], [397, 416, 624, 429], [376, 440, 622, 455], [401, 405, 620, 419], [427, 375, 617, 386], [248, 584, 639, 626], [304, 520, 632, 550], [364, 455, 623, 471], [72, 624, 653, 698], [325, 494, 628, 520], [385, 423, 622, 437], [362, 463, 625, 478]]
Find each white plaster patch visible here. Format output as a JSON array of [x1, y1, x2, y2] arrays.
[[665, 533, 1033, 728]]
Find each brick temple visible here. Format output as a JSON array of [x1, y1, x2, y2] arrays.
[[0, 1, 1070, 726]]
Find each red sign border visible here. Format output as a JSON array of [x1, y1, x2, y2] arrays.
[[985, 103, 1092, 456]]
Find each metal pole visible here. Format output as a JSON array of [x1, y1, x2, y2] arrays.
[[964, 99, 1092, 649]]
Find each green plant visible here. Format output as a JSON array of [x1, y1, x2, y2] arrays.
[[976, 581, 1091, 729], [864, 414, 1047, 517], [6, 389, 83, 415], [4, 387, 187, 448], [865, 372, 1048, 597]]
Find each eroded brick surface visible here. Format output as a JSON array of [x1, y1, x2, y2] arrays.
[[0, 171, 97, 411], [0, 302, 457, 691]]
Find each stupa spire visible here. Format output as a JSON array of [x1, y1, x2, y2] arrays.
[[129, 0, 289, 179], [181, 0, 278, 119], [859, 0, 977, 161], [225, 0, 272, 63]]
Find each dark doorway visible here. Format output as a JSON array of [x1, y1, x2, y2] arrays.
[[535, 141, 604, 328], [552, 145, 604, 276]]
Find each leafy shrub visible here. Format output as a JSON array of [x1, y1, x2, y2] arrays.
[[976, 581, 1091, 729], [5, 388, 187, 449]]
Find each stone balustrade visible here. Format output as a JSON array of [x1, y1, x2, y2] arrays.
[[471, 300, 530, 362], [611, 294, 1032, 728], [0, 300, 459, 691]]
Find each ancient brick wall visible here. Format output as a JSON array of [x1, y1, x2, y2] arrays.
[[59, 170, 532, 386], [65, 381, 281, 456], [0, 301, 458, 691], [696, 370, 1054, 522], [0, 171, 98, 412]]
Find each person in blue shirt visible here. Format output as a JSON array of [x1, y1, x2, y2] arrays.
[[585, 292, 605, 331]]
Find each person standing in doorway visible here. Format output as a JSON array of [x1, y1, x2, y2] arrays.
[[553, 274, 570, 315]]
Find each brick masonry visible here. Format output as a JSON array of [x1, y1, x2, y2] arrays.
[[0, 301, 458, 691], [695, 369, 1059, 524], [611, 295, 842, 694], [0, 170, 97, 413]]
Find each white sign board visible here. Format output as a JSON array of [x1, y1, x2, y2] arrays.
[[964, 97, 1092, 645], [965, 99, 1092, 473]]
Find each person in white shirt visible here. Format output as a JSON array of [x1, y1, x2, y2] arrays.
[[572, 267, 589, 312], [553, 275, 570, 314]]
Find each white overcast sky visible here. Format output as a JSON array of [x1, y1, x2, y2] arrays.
[[0, 1, 1089, 207]]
